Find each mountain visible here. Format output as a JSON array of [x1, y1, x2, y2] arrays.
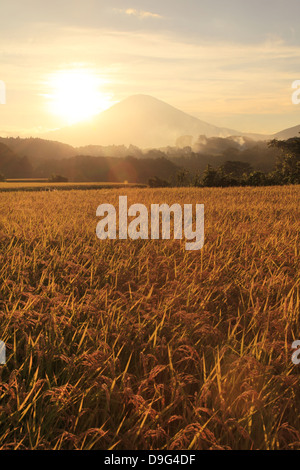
[[45, 94, 243, 148], [43, 94, 300, 147], [273, 124, 300, 140]]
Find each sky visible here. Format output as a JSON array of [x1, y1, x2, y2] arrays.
[[0, 0, 300, 137]]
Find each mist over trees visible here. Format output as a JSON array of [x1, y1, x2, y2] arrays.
[[171, 137, 300, 187], [0, 135, 298, 186]]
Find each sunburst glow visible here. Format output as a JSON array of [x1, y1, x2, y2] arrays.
[[46, 68, 114, 124]]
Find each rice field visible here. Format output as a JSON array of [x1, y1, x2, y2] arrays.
[[0, 181, 145, 192], [0, 185, 299, 450]]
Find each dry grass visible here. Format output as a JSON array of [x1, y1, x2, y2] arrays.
[[0, 182, 145, 192], [0, 185, 299, 450]]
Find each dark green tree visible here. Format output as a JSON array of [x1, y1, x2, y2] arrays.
[[148, 176, 170, 188], [201, 165, 222, 187], [243, 171, 268, 186], [220, 160, 253, 179], [48, 174, 68, 182], [176, 168, 190, 187], [268, 137, 300, 184]]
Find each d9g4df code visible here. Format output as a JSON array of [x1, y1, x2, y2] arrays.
[[148, 455, 196, 465]]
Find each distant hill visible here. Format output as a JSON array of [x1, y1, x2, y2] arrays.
[[45, 94, 243, 148], [0, 136, 180, 183], [273, 124, 300, 140], [0, 141, 15, 160], [0, 137, 77, 164], [0, 141, 33, 178], [33, 155, 180, 184], [0, 132, 282, 180], [1, 106, 299, 181]]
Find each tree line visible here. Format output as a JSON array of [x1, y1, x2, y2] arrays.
[[0, 136, 299, 187], [149, 138, 300, 187]]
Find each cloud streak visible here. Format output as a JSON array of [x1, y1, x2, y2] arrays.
[[1, 24, 300, 135], [116, 8, 162, 20]]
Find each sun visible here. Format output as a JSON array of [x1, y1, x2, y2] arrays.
[[46, 68, 114, 125]]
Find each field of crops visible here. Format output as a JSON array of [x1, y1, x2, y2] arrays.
[[0, 185, 299, 450], [0, 181, 145, 192]]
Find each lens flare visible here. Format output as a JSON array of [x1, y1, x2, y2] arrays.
[[45, 68, 114, 124]]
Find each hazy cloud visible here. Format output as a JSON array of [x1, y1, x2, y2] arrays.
[[116, 8, 162, 20], [1, 25, 300, 134], [1, 1, 300, 135]]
